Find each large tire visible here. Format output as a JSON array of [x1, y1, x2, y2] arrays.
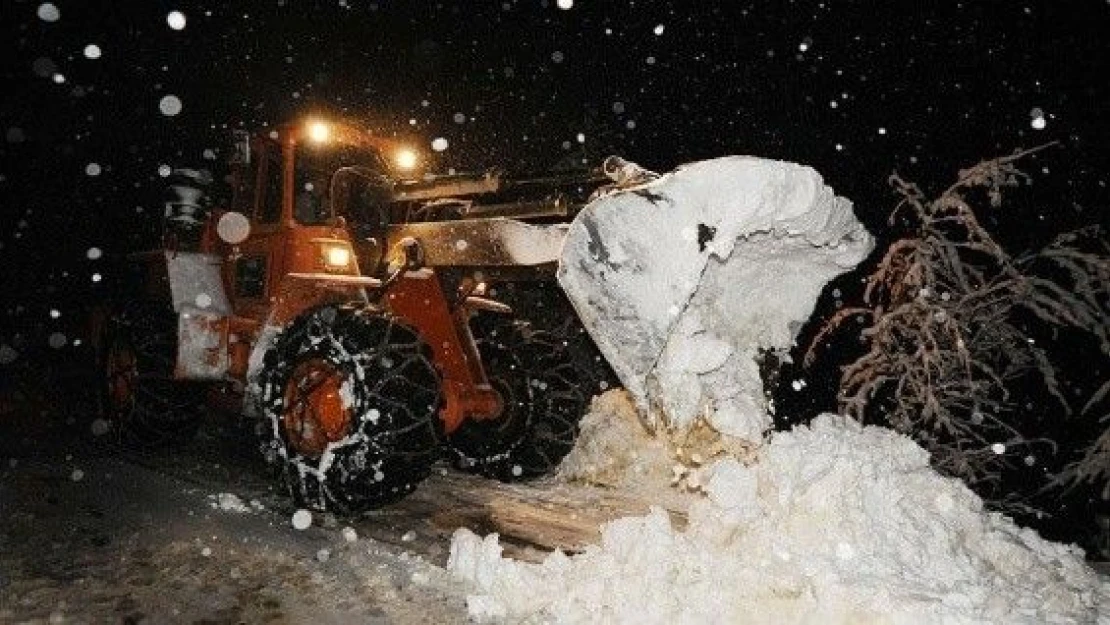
[[257, 305, 443, 513], [447, 315, 595, 481], [483, 281, 620, 397], [99, 302, 203, 446]]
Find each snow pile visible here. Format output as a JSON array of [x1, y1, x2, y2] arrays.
[[207, 492, 253, 513], [559, 156, 873, 441], [559, 390, 756, 501], [450, 415, 1108, 624], [557, 390, 674, 492]]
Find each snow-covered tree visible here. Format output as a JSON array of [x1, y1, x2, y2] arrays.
[[807, 145, 1110, 505]]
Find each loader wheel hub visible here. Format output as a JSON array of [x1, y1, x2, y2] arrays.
[[282, 359, 352, 458]]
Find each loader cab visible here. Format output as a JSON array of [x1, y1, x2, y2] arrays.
[[222, 120, 392, 320]]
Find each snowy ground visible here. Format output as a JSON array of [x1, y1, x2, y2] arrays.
[[0, 430, 473, 624], [2, 399, 1109, 625], [0, 414, 680, 625]]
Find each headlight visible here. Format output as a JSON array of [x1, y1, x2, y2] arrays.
[[324, 245, 351, 268], [394, 148, 418, 171]]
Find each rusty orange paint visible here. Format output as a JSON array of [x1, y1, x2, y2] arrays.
[[281, 358, 353, 458], [225, 316, 260, 379], [104, 338, 136, 415], [384, 270, 502, 433]]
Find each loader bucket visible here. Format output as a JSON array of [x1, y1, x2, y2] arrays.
[[557, 156, 873, 441]]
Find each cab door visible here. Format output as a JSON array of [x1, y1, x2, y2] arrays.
[[230, 138, 289, 321]]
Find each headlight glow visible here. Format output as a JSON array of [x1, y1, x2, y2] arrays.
[[394, 148, 418, 171], [307, 120, 331, 143], [324, 245, 351, 267]]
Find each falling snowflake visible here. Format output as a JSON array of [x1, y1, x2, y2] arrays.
[[86, 247, 102, 260], [158, 164, 172, 177], [85, 162, 102, 176], [90, 419, 110, 436], [431, 137, 449, 152], [556, 0, 573, 9], [653, 24, 665, 36], [990, 443, 1006, 455], [1030, 107, 1046, 130], [32, 57, 57, 78], [453, 112, 466, 124], [167, 10, 187, 30], [159, 94, 183, 116], [83, 44, 102, 60], [291, 509, 313, 530], [48, 332, 67, 349], [37, 3, 60, 22]]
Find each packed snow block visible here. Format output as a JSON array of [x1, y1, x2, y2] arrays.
[[558, 156, 873, 439]]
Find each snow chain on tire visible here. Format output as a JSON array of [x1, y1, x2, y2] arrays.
[[447, 314, 596, 481], [100, 301, 203, 447], [257, 305, 444, 513]]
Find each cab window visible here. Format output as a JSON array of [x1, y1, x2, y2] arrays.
[[294, 143, 388, 226], [259, 151, 283, 224]]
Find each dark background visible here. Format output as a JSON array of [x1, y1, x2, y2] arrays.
[[1, 0, 1108, 541]]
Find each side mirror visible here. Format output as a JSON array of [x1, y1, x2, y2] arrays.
[[231, 130, 251, 165], [216, 211, 251, 245]]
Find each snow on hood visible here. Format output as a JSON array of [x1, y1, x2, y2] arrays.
[[449, 414, 1108, 624], [558, 156, 873, 440]]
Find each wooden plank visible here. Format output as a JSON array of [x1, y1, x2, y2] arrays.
[[359, 471, 687, 564]]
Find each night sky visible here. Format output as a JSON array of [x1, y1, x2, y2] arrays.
[[1, 1, 1108, 357]]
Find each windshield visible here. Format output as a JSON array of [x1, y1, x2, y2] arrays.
[[293, 143, 389, 225]]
